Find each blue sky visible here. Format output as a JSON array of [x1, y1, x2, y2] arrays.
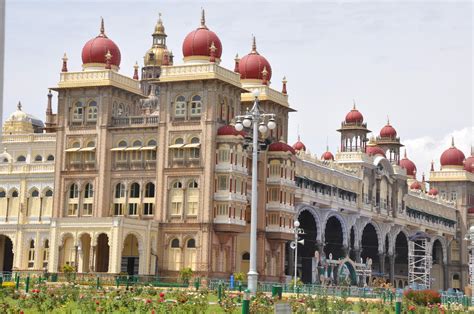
[[3, 0, 473, 174]]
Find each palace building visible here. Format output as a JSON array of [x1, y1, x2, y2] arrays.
[[0, 11, 472, 291]]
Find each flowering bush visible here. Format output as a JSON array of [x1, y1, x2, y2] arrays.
[[404, 289, 441, 305]]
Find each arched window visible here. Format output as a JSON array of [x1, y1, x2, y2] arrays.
[[130, 183, 140, 198], [170, 181, 183, 215], [17, 155, 26, 162], [117, 103, 124, 116], [115, 183, 125, 198], [87, 101, 98, 121], [190, 95, 202, 117], [34, 155, 42, 162], [148, 139, 157, 146], [452, 273, 461, 289], [145, 140, 157, 161], [184, 238, 197, 270], [42, 240, 49, 268], [67, 184, 79, 216], [118, 140, 127, 147], [45, 189, 53, 197], [11, 190, 19, 198], [28, 240, 35, 268], [47, 155, 54, 161], [0, 190, 6, 198], [133, 140, 142, 147], [83, 183, 93, 216], [144, 182, 155, 216], [2, 158, 8, 163], [128, 183, 140, 216], [186, 180, 199, 216], [187, 239, 196, 248], [169, 238, 181, 271], [131, 141, 142, 162], [173, 138, 185, 159], [31, 189, 39, 197], [145, 182, 155, 198], [175, 96, 186, 118], [73, 101, 84, 122], [242, 252, 250, 260], [189, 137, 200, 159]]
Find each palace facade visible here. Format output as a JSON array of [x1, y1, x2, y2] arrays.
[[0, 11, 472, 291]]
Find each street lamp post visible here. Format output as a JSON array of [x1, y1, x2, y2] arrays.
[[235, 90, 276, 294], [290, 220, 305, 293]]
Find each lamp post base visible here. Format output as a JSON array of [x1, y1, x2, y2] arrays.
[[247, 271, 258, 294]]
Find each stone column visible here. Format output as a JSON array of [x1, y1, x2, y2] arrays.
[[443, 263, 449, 290], [389, 254, 395, 284], [343, 246, 350, 258], [379, 252, 386, 276], [89, 245, 96, 272], [353, 248, 361, 263]]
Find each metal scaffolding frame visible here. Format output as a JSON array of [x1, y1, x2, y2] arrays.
[[408, 232, 432, 289]]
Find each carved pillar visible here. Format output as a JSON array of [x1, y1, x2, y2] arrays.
[[389, 254, 395, 284], [443, 263, 449, 290], [343, 246, 350, 258], [353, 248, 361, 263], [89, 245, 96, 272]]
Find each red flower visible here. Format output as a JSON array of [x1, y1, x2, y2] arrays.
[[159, 292, 165, 298], [146, 299, 152, 304], [95, 301, 100, 305], [409, 305, 416, 311]]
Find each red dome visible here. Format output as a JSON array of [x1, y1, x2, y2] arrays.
[[366, 145, 386, 157], [399, 151, 417, 176], [464, 155, 474, 173], [380, 122, 397, 138], [440, 138, 465, 167], [239, 37, 272, 81], [81, 19, 121, 67], [410, 181, 422, 190], [182, 11, 222, 59], [428, 188, 438, 196], [268, 141, 295, 154], [321, 151, 334, 161], [217, 125, 245, 137], [292, 136, 306, 151], [345, 106, 364, 124]]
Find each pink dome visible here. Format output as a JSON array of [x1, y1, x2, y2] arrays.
[[464, 150, 474, 173], [399, 151, 417, 176], [321, 150, 334, 161], [81, 19, 121, 67], [410, 181, 422, 190], [292, 136, 306, 151], [217, 125, 245, 137], [366, 145, 386, 157], [239, 37, 272, 82], [268, 141, 296, 154], [428, 188, 438, 196], [182, 11, 222, 60], [345, 106, 364, 124], [380, 122, 397, 138], [440, 138, 465, 167]]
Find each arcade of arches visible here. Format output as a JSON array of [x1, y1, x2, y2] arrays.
[[291, 208, 450, 289]]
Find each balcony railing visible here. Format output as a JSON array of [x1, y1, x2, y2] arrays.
[[111, 115, 159, 127]]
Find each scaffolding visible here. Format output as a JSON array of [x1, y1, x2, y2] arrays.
[[408, 232, 432, 289]]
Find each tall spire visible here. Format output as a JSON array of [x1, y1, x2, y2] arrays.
[[99, 17, 107, 38], [352, 99, 356, 110], [451, 136, 455, 147], [387, 115, 390, 125], [404, 148, 407, 159], [61, 53, 68, 72], [234, 54, 240, 73], [46, 90, 53, 115], [251, 35, 257, 53], [133, 62, 139, 80], [200, 8, 207, 28], [17, 101, 22, 111], [282, 76, 287, 95]]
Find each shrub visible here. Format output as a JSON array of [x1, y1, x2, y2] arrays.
[[233, 272, 245, 282], [179, 267, 193, 284], [404, 289, 441, 305]]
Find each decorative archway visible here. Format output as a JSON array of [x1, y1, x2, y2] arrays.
[[0, 235, 14, 272], [122, 233, 141, 275], [78, 233, 92, 273], [361, 223, 380, 274], [431, 239, 445, 291], [324, 216, 345, 259], [298, 209, 318, 283], [394, 231, 408, 283]]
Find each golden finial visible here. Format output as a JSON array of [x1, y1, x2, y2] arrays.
[[404, 149, 407, 159], [252, 35, 257, 52], [158, 12, 162, 23], [62, 53, 68, 62], [100, 17, 105, 36], [352, 99, 356, 110], [387, 115, 390, 125], [134, 61, 139, 70], [451, 136, 455, 147], [234, 53, 239, 61], [282, 76, 287, 84], [17, 101, 22, 111], [200, 8, 206, 28]]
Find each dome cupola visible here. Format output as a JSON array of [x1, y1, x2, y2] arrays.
[[238, 36, 272, 83], [463, 147, 474, 173], [379, 118, 397, 138], [292, 135, 306, 152], [81, 18, 121, 71], [410, 181, 422, 190], [268, 141, 296, 154], [182, 9, 222, 63], [321, 146, 334, 161], [144, 13, 169, 67], [440, 137, 466, 169], [399, 150, 417, 177], [345, 104, 364, 124]]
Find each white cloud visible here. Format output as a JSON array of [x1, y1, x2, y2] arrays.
[[403, 126, 473, 178]]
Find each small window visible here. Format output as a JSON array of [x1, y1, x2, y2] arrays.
[[148, 140, 157, 146], [31, 190, 39, 197], [47, 155, 54, 161], [69, 184, 79, 199], [45, 189, 53, 197], [0, 190, 6, 198], [17, 155, 26, 162], [34, 155, 42, 162], [242, 252, 250, 260], [2, 158, 8, 163], [188, 180, 198, 188], [115, 183, 125, 198], [87, 101, 98, 121], [175, 96, 186, 118], [175, 138, 184, 145], [73, 102, 84, 122], [171, 239, 180, 248], [172, 181, 182, 189], [190, 95, 202, 116], [187, 239, 196, 248], [84, 183, 93, 198], [11, 190, 19, 198], [133, 140, 142, 147]]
